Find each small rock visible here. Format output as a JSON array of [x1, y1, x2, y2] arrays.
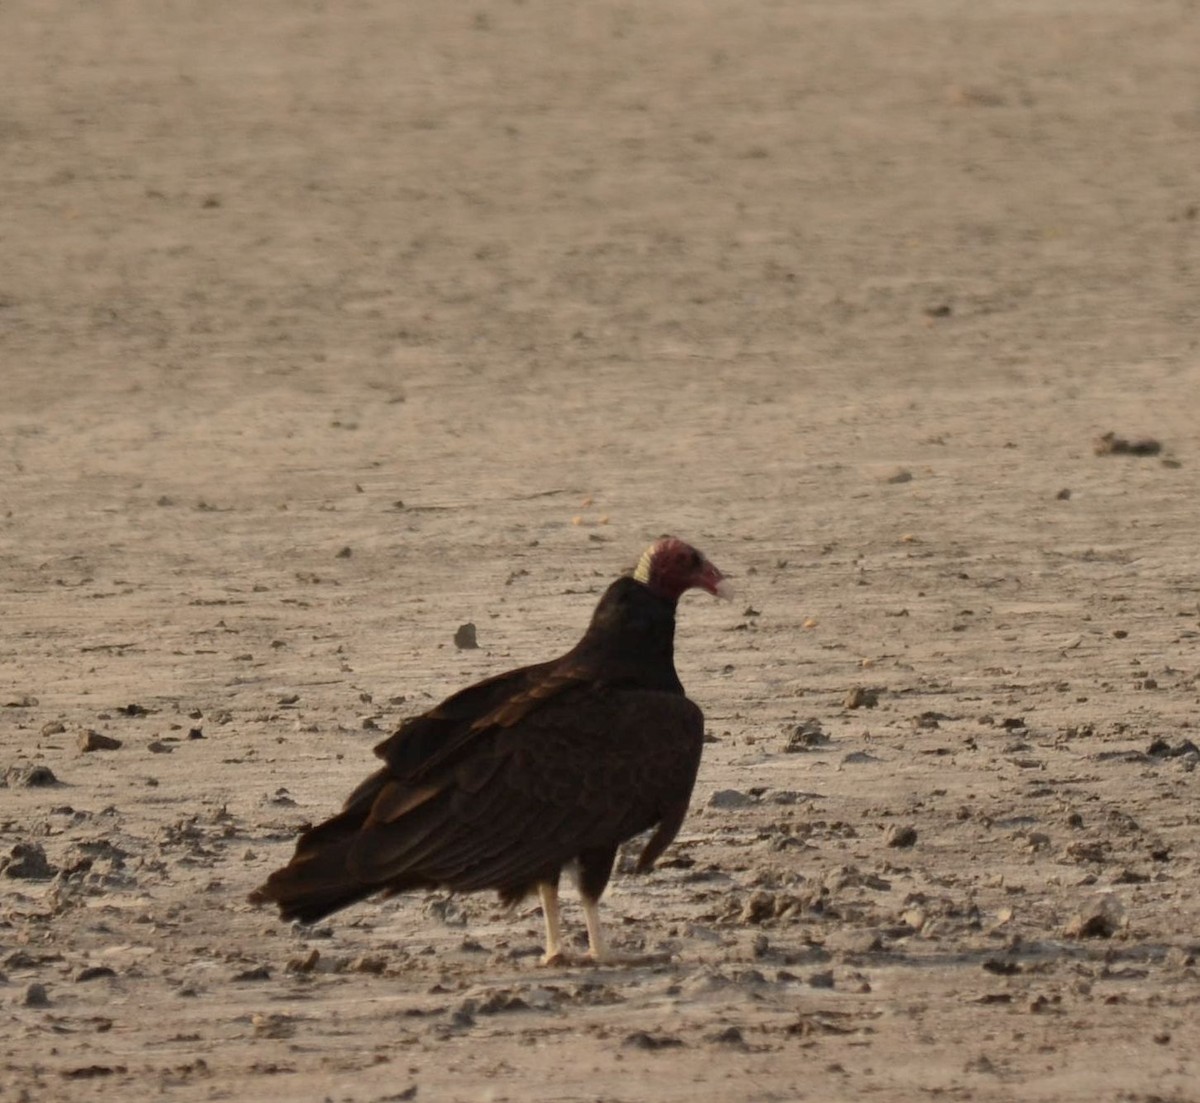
[[75, 966, 117, 982], [1065, 895, 1124, 939], [285, 949, 321, 974], [146, 740, 174, 754], [78, 730, 122, 753], [823, 928, 885, 955], [453, 623, 478, 649], [786, 1012, 857, 1038], [770, 834, 804, 851], [680, 968, 732, 995], [824, 865, 888, 892], [476, 990, 529, 1014], [784, 719, 828, 752], [767, 790, 808, 805], [807, 970, 836, 989], [740, 890, 777, 924], [23, 983, 50, 1007], [844, 686, 879, 709], [841, 751, 882, 765], [41, 721, 67, 737], [1164, 946, 1196, 969], [1110, 868, 1149, 885], [1022, 832, 1053, 853], [232, 965, 272, 982], [426, 897, 468, 927], [4, 765, 59, 788], [252, 1013, 297, 1039], [1147, 738, 1200, 759], [706, 1026, 746, 1047], [1094, 432, 1161, 457], [885, 824, 918, 848], [1056, 488, 1072, 500], [623, 1031, 683, 1050], [350, 955, 388, 975], [981, 959, 1021, 976], [3, 842, 57, 880], [447, 1007, 475, 1029], [707, 789, 755, 809]]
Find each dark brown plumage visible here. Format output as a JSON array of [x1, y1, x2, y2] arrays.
[[249, 535, 728, 963]]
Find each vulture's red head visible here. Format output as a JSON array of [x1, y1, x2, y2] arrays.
[[633, 537, 731, 603]]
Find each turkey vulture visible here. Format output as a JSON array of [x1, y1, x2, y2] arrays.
[[249, 535, 729, 964]]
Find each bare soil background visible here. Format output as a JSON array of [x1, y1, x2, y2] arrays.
[[2, 2, 1199, 1100]]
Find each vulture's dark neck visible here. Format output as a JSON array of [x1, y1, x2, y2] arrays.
[[568, 576, 684, 693]]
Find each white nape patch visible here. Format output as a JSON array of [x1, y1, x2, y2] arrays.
[[633, 544, 655, 584]]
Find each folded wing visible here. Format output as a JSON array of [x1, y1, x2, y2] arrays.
[[253, 682, 703, 921]]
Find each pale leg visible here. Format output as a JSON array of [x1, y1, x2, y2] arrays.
[[582, 895, 609, 962], [583, 894, 671, 966], [538, 881, 564, 965]]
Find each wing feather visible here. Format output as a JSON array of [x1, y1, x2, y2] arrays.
[[345, 685, 703, 896]]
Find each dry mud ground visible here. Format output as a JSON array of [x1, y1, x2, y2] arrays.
[[2, 2, 1200, 1100]]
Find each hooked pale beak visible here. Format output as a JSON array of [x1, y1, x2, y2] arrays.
[[698, 560, 734, 600]]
